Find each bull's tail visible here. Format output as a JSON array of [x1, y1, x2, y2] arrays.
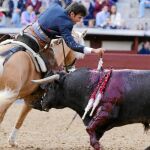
[[143, 122, 150, 133], [0, 56, 5, 75]]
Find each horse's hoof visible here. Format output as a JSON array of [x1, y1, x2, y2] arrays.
[[8, 139, 18, 147]]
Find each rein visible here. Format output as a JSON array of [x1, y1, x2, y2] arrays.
[[0, 34, 10, 42], [61, 38, 68, 73]]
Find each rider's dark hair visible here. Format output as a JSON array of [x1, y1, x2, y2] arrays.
[[65, 2, 87, 17]]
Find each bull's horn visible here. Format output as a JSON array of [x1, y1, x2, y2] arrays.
[[32, 74, 60, 84], [81, 30, 87, 38]]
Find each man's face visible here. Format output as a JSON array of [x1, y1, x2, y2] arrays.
[[103, 6, 108, 12], [69, 12, 83, 24], [144, 41, 150, 49]]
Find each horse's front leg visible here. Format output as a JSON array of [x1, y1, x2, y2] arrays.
[[8, 102, 31, 147]]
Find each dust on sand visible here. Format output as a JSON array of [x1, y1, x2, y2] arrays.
[[0, 103, 150, 150]]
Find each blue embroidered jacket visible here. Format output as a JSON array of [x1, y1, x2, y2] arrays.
[[38, 3, 84, 53]]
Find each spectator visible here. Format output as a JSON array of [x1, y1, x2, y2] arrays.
[[11, 8, 21, 27], [8, 0, 14, 18], [26, 0, 42, 14], [0, 8, 7, 27], [58, 0, 73, 7], [95, 5, 110, 28], [21, 5, 36, 26], [94, 0, 115, 17], [41, 0, 72, 9], [17, 0, 27, 13], [138, 41, 150, 54], [136, 22, 145, 30], [0, 1, 3, 6], [139, 0, 150, 18], [10, 0, 25, 27], [64, 0, 73, 6], [107, 5, 124, 29], [41, 0, 54, 9], [2, 0, 10, 13], [82, 0, 95, 27]]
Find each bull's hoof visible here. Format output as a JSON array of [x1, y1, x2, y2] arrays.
[[93, 142, 101, 150]]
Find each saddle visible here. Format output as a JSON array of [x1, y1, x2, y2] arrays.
[[20, 26, 58, 71], [23, 25, 77, 71]]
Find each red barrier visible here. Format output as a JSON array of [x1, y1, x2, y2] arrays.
[[76, 53, 150, 70]]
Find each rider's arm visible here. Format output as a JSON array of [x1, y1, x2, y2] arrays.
[[58, 24, 93, 54], [58, 20, 104, 56]]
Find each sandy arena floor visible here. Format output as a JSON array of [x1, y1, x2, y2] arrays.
[[0, 103, 150, 150]]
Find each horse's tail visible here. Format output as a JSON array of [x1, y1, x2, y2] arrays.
[[0, 56, 5, 75], [0, 88, 17, 105]]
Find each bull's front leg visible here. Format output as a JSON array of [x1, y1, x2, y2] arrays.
[[86, 102, 114, 150]]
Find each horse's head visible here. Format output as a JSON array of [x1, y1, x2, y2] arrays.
[[71, 29, 87, 59], [50, 30, 87, 68]]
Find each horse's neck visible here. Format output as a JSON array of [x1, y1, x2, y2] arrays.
[[50, 30, 84, 68], [50, 38, 71, 65]]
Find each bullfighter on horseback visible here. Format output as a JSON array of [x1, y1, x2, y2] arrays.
[[18, 1, 104, 70]]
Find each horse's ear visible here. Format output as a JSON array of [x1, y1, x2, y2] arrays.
[[81, 30, 87, 38]]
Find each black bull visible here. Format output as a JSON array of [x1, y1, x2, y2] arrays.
[[33, 68, 150, 150]]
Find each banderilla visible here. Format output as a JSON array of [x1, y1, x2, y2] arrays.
[[66, 113, 78, 131]]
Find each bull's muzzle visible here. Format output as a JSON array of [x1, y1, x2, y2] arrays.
[[41, 98, 50, 112], [31, 100, 43, 111]]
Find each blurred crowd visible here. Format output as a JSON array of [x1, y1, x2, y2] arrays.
[[138, 40, 150, 54], [0, 0, 149, 30], [0, 0, 125, 28]]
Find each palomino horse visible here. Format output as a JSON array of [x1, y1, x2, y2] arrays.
[[0, 28, 86, 146]]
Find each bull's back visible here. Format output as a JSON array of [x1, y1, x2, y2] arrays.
[[63, 68, 100, 108], [116, 70, 150, 125], [64, 69, 150, 126], [64, 68, 97, 92]]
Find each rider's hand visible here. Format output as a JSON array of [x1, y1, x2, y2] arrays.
[[91, 48, 105, 57]]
